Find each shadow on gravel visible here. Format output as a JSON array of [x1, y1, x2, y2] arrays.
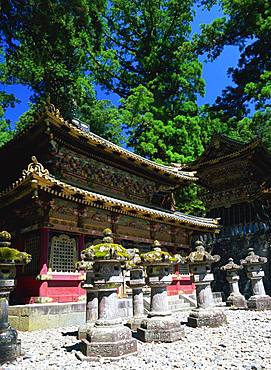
[[131, 331, 140, 340], [63, 343, 81, 352], [62, 330, 78, 337]]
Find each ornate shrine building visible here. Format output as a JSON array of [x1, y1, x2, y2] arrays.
[[190, 134, 271, 296], [0, 104, 219, 304]]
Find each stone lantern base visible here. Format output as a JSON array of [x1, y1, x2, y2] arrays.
[[226, 293, 247, 309], [187, 308, 227, 328], [0, 326, 21, 364], [78, 323, 95, 340], [127, 316, 146, 331], [78, 320, 137, 361], [247, 295, 271, 310], [137, 316, 184, 343]]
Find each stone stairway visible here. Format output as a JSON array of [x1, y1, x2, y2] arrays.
[[142, 294, 195, 315], [168, 295, 194, 312]]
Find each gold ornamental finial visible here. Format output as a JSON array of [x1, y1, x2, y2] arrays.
[[22, 156, 49, 178]]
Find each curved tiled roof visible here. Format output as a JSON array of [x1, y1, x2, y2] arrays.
[[0, 157, 220, 232], [191, 134, 261, 170], [1, 103, 197, 182]]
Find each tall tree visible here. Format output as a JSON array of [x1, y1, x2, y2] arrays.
[[0, 0, 122, 142], [94, 0, 214, 165], [91, 0, 221, 215], [195, 0, 271, 149]]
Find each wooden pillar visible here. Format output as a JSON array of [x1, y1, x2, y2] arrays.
[[39, 227, 49, 274], [78, 234, 85, 256]]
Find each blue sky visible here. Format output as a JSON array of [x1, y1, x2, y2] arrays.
[[2, 4, 240, 125]]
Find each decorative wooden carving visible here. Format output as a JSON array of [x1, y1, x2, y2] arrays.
[[50, 145, 171, 205]]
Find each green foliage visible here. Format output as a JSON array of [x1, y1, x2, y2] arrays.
[[176, 184, 206, 216], [0, 91, 15, 146], [93, 1, 225, 213], [0, 0, 123, 143], [97, 1, 205, 122], [195, 0, 271, 145]]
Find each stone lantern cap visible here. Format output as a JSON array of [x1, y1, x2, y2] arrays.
[[140, 240, 179, 266], [81, 228, 129, 262], [186, 240, 220, 265], [241, 248, 267, 267], [220, 258, 243, 272], [126, 248, 142, 270], [0, 231, 31, 264]]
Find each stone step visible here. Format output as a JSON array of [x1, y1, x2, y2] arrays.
[[179, 293, 197, 308]]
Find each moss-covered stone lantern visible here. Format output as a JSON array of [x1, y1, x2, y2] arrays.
[[126, 248, 146, 331], [77, 228, 137, 361], [0, 231, 31, 364], [137, 240, 184, 343], [241, 248, 271, 310], [186, 240, 227, 328], [220, 258, 247, 309]]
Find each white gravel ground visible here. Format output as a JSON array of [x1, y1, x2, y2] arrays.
[[2, 309, 271, 370]]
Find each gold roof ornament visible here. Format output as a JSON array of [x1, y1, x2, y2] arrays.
[[35, 99, 65, 123], [22, 156, 49, 178]]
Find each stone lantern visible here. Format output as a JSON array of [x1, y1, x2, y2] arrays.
[[0, 231, 31, 364], [220, 258, 247, 309], [77, 228, 137, 361], [186, 240, 227, 328], [241, 248, 271, 310], [126, 248, 146, 331], [137, 240, 184, 343]]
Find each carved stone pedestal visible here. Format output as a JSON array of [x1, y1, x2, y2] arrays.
[[187, 308, 227, 328], [80, 289, 137, 361], [221, 258, 247, 309], [137, 241, 184, 343], [247, 295, 271, 310], [138, 315, 183, 342], [186, 241, 227, 328]]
